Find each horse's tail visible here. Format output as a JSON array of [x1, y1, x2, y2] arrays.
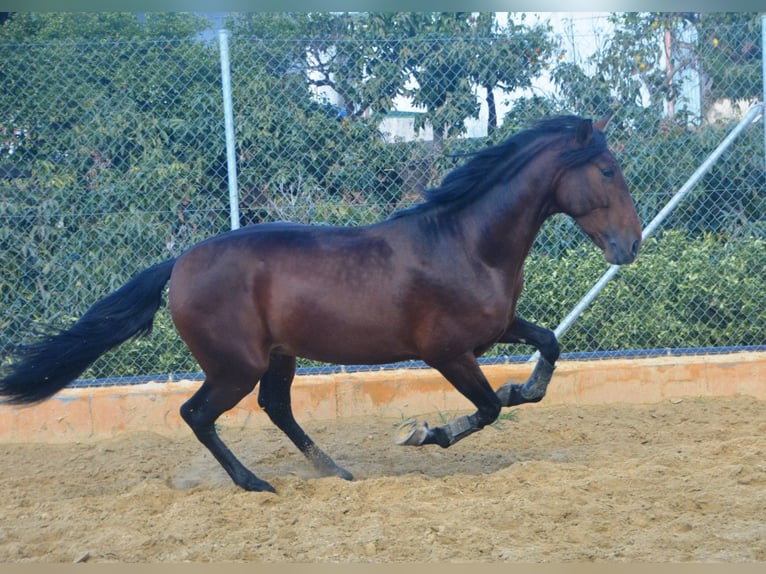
[[0, 258, 177, 405]]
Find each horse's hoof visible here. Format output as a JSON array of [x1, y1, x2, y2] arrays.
[[311, 452, 354, 481], [238, 476, 277, 493], [319, 462, 354, 481], [336, 467, 354, 481], [394, 418, 430, 446]]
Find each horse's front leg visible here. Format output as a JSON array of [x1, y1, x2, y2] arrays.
[[495, 316, 560, 407], [396, 353, 501, 448]]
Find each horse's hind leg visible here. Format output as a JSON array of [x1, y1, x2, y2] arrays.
[[495, 316, 560, 407], [258, 353, 353, 481], [181, 377, 275, 493]]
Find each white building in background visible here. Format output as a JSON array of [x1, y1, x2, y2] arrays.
[[378, 111, 434, 142]]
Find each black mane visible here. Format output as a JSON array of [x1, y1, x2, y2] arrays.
[[389, 115, 607, 220]]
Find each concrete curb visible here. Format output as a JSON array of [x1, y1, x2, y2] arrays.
[[1, 351, 764, 443]]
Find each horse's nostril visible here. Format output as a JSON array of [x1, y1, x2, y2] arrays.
[[632, 239, 640, 257]]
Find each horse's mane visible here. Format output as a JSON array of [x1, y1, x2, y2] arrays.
[[389, 115, 607, 220]]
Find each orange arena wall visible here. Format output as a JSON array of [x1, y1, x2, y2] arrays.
[[0, 351, 764, 443]]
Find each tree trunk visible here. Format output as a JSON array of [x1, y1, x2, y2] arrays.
[[664, 27, 676, 118], [485, 84, 497, 137]]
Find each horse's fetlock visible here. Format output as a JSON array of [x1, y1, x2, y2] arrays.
[[543, 334, 560, 364], [478, 403, 501, 425], [180, 401, 215, 431], [179, 402, 195, 424], [520, 383, 546, 401]]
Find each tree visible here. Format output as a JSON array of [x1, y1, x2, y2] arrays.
[[232, 13, 555, 144], [0, 12, 222, 375], [567, 12, 763, 124], [694, 12, 762, 108], [545, 12, 766, 240], [226, 13, 411, 220], [229, 13, 558, 242], [229, 12, 406, 120], [0, 12, 208, 41], [365, 12, 556, 153], [467, 13, 554, 137]]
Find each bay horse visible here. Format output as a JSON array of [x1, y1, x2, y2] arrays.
[[0, 115, 641, 493]]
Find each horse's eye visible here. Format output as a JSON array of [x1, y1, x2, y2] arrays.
[[601, 168, 614, 178]]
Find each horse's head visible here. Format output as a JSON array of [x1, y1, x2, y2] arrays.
[[553, 117, 642, 265]]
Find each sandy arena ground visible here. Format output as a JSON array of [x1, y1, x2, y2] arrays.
[[0, 395, 765, 562]]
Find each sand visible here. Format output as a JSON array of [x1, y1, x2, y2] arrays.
[[1, 395, 765, 562]]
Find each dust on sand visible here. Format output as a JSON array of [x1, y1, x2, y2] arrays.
[[1, 396, 765, 562]]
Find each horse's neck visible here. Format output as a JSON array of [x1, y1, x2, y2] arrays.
[[470, 169, 555, 270]]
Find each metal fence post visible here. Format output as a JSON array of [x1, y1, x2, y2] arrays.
[[219, 28, 240, 231], [762, 15, 766, 171]]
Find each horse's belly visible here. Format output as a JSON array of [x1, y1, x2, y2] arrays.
[[270, 300, 417, 365]]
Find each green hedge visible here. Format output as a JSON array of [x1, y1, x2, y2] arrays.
[[62, 229, 764, 380], [511, 230, 766, 355]]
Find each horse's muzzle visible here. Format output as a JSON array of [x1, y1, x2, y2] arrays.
[[607, 237, 641, 265]]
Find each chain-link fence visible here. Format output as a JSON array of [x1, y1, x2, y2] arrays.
[[1, 13, 764, 382]]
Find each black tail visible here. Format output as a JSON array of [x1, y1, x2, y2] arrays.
[[0, 258, 177, 405]]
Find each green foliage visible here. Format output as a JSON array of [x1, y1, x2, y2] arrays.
[[497, 230, 766, 358], [80, 230, 766, 378], [694, 13, 763, 105], [0, 12, 208, 41], [1, 12, 764, 382], [613, 116, 766, 240], [554, 12, 763, 123]]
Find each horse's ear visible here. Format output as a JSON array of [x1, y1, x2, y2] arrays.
[[594, 110, 614, 131], [575, 118, 593, 145]]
